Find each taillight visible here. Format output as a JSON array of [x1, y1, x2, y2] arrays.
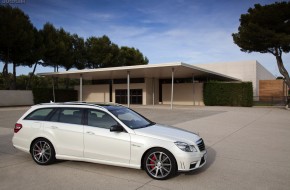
[[14, 123, 22, 133]]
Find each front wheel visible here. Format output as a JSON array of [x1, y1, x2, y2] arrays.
[[144, 148, 177, 180], [31, 138, 55, 165]]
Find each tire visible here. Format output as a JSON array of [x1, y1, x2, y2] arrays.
[[31, 138, 55, 165], [143, 148, 177, 180]]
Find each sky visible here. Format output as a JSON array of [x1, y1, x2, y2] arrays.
[[2, 0, 290, 77]]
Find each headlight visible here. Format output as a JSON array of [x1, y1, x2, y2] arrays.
[[174, 141, 197, 152]]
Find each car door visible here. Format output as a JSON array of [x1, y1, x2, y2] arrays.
[[20, 108, 55, 148], [43, 108, 84, 157], [84, 109, 131, 164]]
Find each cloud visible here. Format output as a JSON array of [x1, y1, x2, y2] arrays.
[[7, 0, 290, 76], [86, 12, 116, 21]]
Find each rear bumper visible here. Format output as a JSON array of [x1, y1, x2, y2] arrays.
[[12, 136, 30, 153]]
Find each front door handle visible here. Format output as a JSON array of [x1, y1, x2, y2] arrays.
[[86, 131, 95, 135]]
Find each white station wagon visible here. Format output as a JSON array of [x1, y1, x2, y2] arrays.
[[12, 103, 206, 180]]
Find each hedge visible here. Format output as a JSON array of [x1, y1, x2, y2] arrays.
[[203, 82, 253, 107], [32, 88, 78, 104]]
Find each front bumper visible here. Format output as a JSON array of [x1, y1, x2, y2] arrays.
[[176, 150, 207, 171]]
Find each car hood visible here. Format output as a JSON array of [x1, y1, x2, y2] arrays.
[[134, 123, 201, 144]]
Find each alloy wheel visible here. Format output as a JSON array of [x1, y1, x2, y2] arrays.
[[145, 151, 172, 179], [32, 140, 52, 164]]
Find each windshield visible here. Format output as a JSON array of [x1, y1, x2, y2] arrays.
[[109, 107, 154, 129]]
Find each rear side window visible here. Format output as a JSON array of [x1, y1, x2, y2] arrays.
[[50, 108, 83, 125], [25, 108, 54, 121]]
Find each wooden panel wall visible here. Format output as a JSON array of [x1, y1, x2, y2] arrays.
[[259, 80, 287, 97]]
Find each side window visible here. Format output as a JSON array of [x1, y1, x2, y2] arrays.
[[50, 108, 83, 125], [25, 108, 54, 121], [50, 109, 60, 122], [88, 110, 118, 129]]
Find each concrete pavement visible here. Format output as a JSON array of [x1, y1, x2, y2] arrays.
[[0, 106, 290, 190]]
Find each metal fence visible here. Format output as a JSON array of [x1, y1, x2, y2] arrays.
[[253, 96, 289, 106]]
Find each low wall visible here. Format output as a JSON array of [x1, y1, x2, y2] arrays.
[[0, 90, 34, 107]]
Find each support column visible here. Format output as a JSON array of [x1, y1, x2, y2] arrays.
[[192, 74, 195, 106], [127, 71, 130, 108], [152, 78, 155, 106], [52, 77, 55, 102], [80, 74, 83, 102], [171, 68, 174, 110]]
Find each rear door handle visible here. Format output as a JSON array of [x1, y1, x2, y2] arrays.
[[50, 126, 58, 129]]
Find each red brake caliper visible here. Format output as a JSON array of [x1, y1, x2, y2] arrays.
[[150, 155, 156, 169]]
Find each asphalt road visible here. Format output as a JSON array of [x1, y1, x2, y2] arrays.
[[0, 105, 290, 190]]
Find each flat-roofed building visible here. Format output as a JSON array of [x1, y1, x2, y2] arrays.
[[39, 61, 276, 107]]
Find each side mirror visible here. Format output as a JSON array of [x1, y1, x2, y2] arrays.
[[110, 125, 124, 132]]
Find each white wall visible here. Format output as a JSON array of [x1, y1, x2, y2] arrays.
[[255, 61, 276, 96], [0, 90, 34, 106], [193, 61, 275, 96], [162, 83, 204, 105], [75, 85, 110, 102], [145, 78, 159, 105]]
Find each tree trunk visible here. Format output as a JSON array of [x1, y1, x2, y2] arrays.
[[3, 48, 9, 75], [2, 62, 9, 89], [65, 78, 69, 89], [10, 62, 17, 90], [3, 48, 11, 89], [275, 55, 290, 107], [26, 62, 38, 90], [2, 62, 8, 75]]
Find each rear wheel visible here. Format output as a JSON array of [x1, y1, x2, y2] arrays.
[[31, 138, 55, 165], [144, 148, 176, 180]]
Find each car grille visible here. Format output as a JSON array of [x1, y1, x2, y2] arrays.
[[190, 163, 196, 169], [196, 138, 205, 151]]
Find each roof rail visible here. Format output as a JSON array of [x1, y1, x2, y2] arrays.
[[36, 101, 125, 110]]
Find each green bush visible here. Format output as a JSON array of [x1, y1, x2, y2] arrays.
[[32, 88, 78, 104], [203, 82, 253, 107]]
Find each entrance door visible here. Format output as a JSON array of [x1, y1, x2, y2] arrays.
[[115, 89, 142, 104]]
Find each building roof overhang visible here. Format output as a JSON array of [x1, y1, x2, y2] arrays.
[[38, 62, 240, 81]]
